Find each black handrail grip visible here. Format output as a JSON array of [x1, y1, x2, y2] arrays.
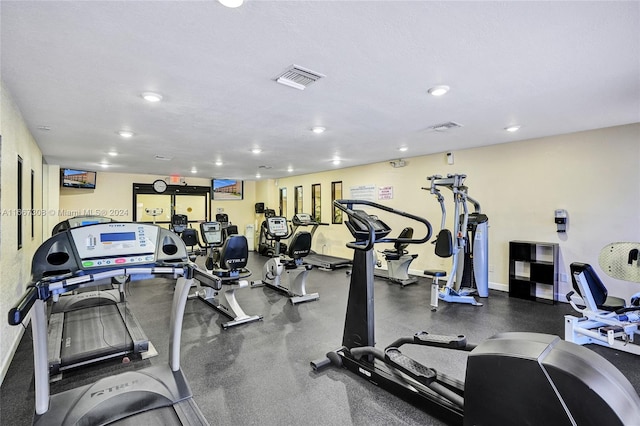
[[8, 286, 38, 325], [334, 199, 433, 251]]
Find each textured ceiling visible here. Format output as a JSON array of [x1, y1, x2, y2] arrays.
[[2, 1, 639, 181]]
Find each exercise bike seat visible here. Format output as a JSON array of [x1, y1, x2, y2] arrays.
[[207, 235, 252, 282], [284, 232, 312, 269], [381, 227, 418, 261], [569, 262, 626, 311]]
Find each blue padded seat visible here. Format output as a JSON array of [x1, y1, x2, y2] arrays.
[[570, 262, 625, 311]]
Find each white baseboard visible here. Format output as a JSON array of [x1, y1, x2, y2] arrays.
[[409, 268, 509, 293]]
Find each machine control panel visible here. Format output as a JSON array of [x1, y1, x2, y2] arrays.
[[267, 217, 289, 237], [201, 222, 223, 245], [71, 223, 159, 268]]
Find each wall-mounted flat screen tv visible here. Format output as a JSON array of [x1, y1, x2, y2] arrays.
[[212, 178, 243, 200], [60, 168, 97, 189]]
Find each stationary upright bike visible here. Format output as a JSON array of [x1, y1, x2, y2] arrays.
[[311, 199, 640, 426]]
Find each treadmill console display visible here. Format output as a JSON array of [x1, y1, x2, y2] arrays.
[[267, 217, 289, 237], [201, 222, 222, 245], [293, 213, 315, 225], [66, 215, 113, 229], [71, 223, 159, 268]]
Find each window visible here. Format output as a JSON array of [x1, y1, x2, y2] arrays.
[[17, 156, 23, 249], [331, 181, 343, 224], [31, 169, 35, 238], [279, 187, 288, 217], [294, 185, 303, 215], [312, 183, 321, 223]]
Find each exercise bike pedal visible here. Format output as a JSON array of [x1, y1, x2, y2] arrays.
[[384, 348, 436, 386], [414, 331, 467, 349]]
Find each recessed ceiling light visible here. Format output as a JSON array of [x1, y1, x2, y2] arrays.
[[251, 148, 262, 154], [191, 168, 197, 174], [141, 92, 163, 102], [332, 158, 341, 165], [255, 173, 261, 178], [399, 146, 408, 152], [428, 85, 450, 96], [108, 151, 118, 156], [219, 0, 243, 7], [311, 126, 326, 134], [287, 166, 293, 173], [118, 130, 134, 138], [100, 163, 110, 168], [505, 125, 521, 132], [215, 160, 223, 166]]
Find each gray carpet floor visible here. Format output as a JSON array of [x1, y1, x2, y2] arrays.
[[2, 251, 639, 425]]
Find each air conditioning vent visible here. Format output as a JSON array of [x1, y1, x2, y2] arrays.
[[275, 65, 325, 90], [154, 155, 173, 161], [428, 121, 463, 132]]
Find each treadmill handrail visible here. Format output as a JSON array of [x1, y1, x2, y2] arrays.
[[334, 199, 433, 251]]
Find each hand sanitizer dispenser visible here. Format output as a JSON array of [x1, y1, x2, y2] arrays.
[[555, 209, 568, 233]]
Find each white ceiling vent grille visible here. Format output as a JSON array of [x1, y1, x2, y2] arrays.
[[275, 65, 325, 90], [428, 121, 463, 132], [154, 155, 173, 161]]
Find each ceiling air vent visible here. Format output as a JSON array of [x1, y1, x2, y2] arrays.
[[427, 121, 463, 132], [275, 65, 325, 90], [154, 155, 173, 161]]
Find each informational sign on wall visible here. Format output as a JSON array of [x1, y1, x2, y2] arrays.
[[378, 186, 393, 200], [349, 184, 376, 202]]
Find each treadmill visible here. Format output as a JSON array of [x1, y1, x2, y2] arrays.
[[291, 213, 352, 270], [8, 222, 214, 425], [48, 216, 154, 377]]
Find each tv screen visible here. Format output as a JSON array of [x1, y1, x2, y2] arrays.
[[212, 178, 243, 200], [61, 168, 97, 189]]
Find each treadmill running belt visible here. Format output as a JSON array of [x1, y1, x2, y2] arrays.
[[60, 304, 132, 365]]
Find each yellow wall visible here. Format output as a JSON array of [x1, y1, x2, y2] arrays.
[[58, 173, 258, 241], [271, 123, 640, 300], [0, 81, 44, 382]]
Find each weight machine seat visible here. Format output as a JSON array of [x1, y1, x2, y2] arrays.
[[434, 229, 453, 258], [570, 262, 626, 311], [204, 235, 251, 283]]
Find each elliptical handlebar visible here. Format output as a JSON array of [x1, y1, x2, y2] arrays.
[[334, 199, 432, 252]]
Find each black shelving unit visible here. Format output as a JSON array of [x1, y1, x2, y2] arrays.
[[508, 241, 559, 304]]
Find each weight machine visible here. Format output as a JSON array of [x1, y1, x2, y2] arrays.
[[423, 174, 488, 310], [565, 242, 640, 355]]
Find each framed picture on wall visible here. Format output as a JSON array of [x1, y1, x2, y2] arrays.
[[212, 178, 244, 200]]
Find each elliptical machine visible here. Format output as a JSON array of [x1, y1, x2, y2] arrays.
[[251, 216, 318, 304], [424, 174, 488, 310], [311, 199, 640, 426], [257, 209, 287, 256]]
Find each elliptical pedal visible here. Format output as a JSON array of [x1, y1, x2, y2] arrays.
[[384, 348, 436, 386], [414, 332, 467, 349]]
